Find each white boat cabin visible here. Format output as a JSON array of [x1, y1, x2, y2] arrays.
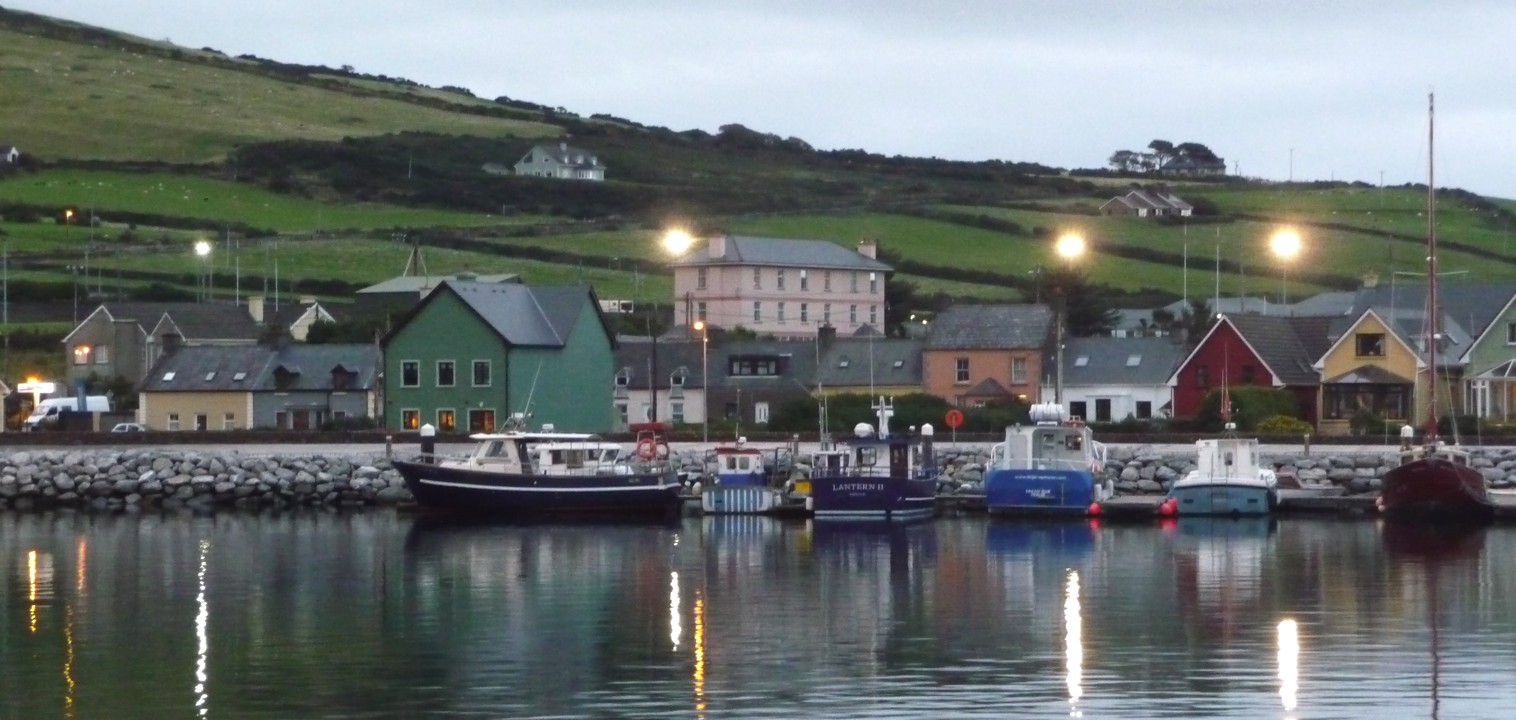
[[446, 432, 634, 476], [1178, 437, 1275, 489]]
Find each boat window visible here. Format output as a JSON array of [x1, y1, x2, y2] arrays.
[[856, 446, 878, 467], [1224, 451, 1234, 467], [564, 450, 585, 469], [1064, 435, 1083, 452], [483, 441, 507, 458]]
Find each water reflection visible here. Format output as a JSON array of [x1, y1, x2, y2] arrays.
[[1277, 618, 1298, 713], [195, 539, 210, 719], [1064, 570, 1083, 712], [670, 570, 682, 650]]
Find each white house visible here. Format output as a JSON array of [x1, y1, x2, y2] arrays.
[[514, 141, 605, 181], [1039, 336, 1183, 422], [0, 144, 19, 165]]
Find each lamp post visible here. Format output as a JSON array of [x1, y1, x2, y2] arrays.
[[1052, 233, 1086, 410], [1270, 228, 1302, 314], [194, 240, 212, 302], [694, 320, 708, 444]]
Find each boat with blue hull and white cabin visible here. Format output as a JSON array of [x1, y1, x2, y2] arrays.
[[1165, 430, 1278, 516], [807, 397, 939, 521], [394, 414, 682, 517], [700, 440, 785, 514], [984, 403, 1112, 516]]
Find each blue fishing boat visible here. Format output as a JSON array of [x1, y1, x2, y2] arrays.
[[1165, 434, 1278, 516], [700, 440, 784, 514], [807, 397, 938, 521], [984, 403, 1112, 516]]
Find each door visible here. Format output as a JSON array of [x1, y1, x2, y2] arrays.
[[1095, 398, 1112, 422], [292, 410, 310, 431]]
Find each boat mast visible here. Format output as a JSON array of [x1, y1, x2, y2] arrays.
[[1425, 92, 1439, 442]]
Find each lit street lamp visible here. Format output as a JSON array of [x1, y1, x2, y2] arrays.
[[694, 320, 709, 443], [1270, 228, 1302, 314], [195, 240, 212, 302], [1053, 233, 1086, 410], [661, 228, 695, 256]]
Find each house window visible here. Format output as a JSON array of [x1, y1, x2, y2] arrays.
[[754, 402, 770, 424], [401, 409, 419, 430], [168, 413, 180, 431], [799, 270, 809, 291], [401, 361, 419, 388], [697, 268, 708, 290], [778, 302, 786, 323], [955, 357, 970, 384], [850, 272, 859, 293], [850, 305, 858, 324], [615, 369, 630, 387], [753, 302, 762, 323], [776, 269, 786, 290], [753, 267, 761, 290], [1136, 400, 1153, 419], [869, 305, 878, 326], [800, 303, 809, 323], [1197, 366, 1209, 388], [1095, 398, 1112, 422], [275, 411, 287, 429], [671, 372, 686, 387], [195, 414, 208, 431], [473, 360, 491, 387], [672, 402, 685, 424], [437, 409, 455, 432], [824, 304, 832, 323], [73, 345, 90, 365], [469, 409, 495, 433], [729, 355, 780, 376], [1356, 333, 1386, 357], [1508, 321, 1516, 345], [824, 271, 832, 291], [869, 272, 878, 294], [1070, 401, 1088, 420], [436, 360, 456, 387], [1011, 357, 1028, 384], [334, 411, 348, 422], [697, 302, 708, 322], [223, 412, 236, 430], [95, 345, 110, 365], [616, 402, 628, 426], [640, 403, 652, 422]]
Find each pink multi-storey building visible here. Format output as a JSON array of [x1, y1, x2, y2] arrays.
[[670, 234, 893, 338]]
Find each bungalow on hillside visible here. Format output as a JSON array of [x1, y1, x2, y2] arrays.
[[513, 141, 606, 181], [1100, 188, 1194, 218], [0, 144, 18, 165]]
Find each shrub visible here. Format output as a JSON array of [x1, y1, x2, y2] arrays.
[[1256, 415, 1312, 435], [1197, 386, 1301, 431]]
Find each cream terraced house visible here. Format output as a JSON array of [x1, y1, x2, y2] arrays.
[[669, 234, 892, 339]]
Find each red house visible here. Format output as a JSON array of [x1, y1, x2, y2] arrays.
[[1167, 314, 1333, 423]]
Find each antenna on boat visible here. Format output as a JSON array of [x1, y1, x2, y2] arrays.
[[515, 358, 545, 430], [1425, 91, 1440, 446]]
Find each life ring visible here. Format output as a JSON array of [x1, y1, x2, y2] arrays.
[[636, 440, 657, 459], [655, 441, 671, 460]]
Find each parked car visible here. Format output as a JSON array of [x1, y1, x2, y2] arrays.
[[110, 423, 147, 433]]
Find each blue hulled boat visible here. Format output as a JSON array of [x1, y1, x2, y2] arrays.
[[700, 440, 784, 514], [1166, 433, 1278, 516], [807, 397, 938, 521], [984, 403, 1112, 516]]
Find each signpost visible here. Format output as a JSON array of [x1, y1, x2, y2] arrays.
[[944, 408, 964, 445]]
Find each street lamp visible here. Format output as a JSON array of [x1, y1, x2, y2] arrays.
[[1052, 233, 1086, 411], [1270, 228, 1302, 314], [694, 319, 709, 444], [194, 240, 212, 302], [662, 228, 695, 256], [1056, 233, 1086, 266]]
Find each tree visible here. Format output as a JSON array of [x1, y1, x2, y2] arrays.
[[1175, 142, 1219, 161], [1108, 150, 1137, 172], [1177, 298, 1214, 343], [1044, 266, 1119, 337], [1147, 139, 1174, 166]]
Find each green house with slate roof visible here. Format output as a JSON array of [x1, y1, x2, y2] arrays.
[[381, 280, 616, 434]]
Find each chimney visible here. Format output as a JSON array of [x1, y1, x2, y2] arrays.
[[559, 141, 568, 153], [708, 234, 727, 259], [857, 238, 878, 259], [248, 294, 265, 323], [1362, 272, 1379, 288], [161, 333, 183, 356], [817, 324, 837, 354]]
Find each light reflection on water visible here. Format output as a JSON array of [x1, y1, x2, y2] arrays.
[[0, 513, 1514, 718]]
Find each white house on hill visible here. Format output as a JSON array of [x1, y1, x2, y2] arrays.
[[514, 141, 605, 181]]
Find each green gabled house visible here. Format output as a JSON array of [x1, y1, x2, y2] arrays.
[[380, 280, 616, 433]]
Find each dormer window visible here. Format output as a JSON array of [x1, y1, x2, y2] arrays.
[[671, 371, 686, 387], [615, 369, 630, 387]]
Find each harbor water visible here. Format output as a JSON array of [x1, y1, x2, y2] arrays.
[[2, 512, 1513, 718]]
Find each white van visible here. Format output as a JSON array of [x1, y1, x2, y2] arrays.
[[23, 396, 112, 432]]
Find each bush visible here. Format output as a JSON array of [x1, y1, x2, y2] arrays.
[[1350, 409, 1391, 436], [1256, 415, 1312, 435], [1197, 386, 1301, 431]]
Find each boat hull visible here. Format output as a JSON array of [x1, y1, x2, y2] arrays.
[[1379, 457, 1494, 520], [394, 460, 683, 517], [1169, 483, 1276, 516], [985, 468, 1102, 515], [701, 486, 781, 514], [808, 475, 936, 520]]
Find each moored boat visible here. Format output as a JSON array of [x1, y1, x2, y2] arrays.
[[700, 439, 785, 514], [984, 403, 1111, 516], [807, 397, 938, 521], [1377, 94, 1494, 522], [394, 414, 682, 517], [1166, 434, 1278, 516]]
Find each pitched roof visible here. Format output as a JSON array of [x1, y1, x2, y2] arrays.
[[83, 302, 261, 341], [962, 377, 1011, 398], [926, 304, 1051, 350], [525, 142, 602, 168], [708, 339, 822, 390], [1223, 314, 1323, 385], [668, 235, 892, 272], [357, 273, 519, 295], [613, 340, 706, 390], [443, 281, 600, 348], [140, 344, 380, 393], [1100, 196, 1139, 212], [1063, 336, 1185, 386], [818, 337, 923, 388]]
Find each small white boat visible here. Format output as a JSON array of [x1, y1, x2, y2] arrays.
[[1167, 432, 1278, 516]]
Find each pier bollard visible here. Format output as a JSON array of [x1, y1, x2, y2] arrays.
[[420, 424, 436, 464], [385, 434, 393, 460], [1302, 433, 1310, 457]]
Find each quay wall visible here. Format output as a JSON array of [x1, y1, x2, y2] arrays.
[[4, 444, 1516, 512]]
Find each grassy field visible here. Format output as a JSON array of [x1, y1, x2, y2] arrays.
[[0, 28, 560, 162], [0, 169, 546, 231]]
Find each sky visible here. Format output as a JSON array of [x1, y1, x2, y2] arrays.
[[16, 0, 1516, 198]]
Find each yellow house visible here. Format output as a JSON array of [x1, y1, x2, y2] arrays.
[[1313, 308, 1422, 435]]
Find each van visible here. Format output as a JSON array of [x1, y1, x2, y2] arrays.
[[22, 396, 112, 432]]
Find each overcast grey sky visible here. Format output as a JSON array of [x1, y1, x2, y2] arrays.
[[17, 0, 1516, 198]]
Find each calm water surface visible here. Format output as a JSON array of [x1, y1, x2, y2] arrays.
[[2, 512, 1512, 719]]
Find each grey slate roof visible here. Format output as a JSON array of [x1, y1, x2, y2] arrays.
[[818, 337, 922, 388], [139, 344, 380, 393], [1224, 314, 1327, 385], [1346, 281, 1514, 351], [708, 340, 822, 390], [1063, 336, 1184, 386], [445, 281, 597, 348], [962, 377, 1012, 398], [98, 302, 260, 341], [926, 304, 1052, 350], [613, 340, 706, 390], [526, 142, 602, 168], [669, 235, 892, 272], [357, 273, 519, 295]]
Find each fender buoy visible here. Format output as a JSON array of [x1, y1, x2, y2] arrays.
[[1089, 461, 1103, 474], [1087, 501, 1102, 516], [655, 441, 671, 460], [636, 440, 657, 459]]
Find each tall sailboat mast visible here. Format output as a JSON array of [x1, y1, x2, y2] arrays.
[[1425, 92, 1439, 441]]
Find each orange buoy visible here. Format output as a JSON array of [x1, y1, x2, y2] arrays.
[[1087, 502, 1102, 516], [1158, 498, 1176, 516]]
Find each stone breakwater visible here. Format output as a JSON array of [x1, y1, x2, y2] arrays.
[[0, 449, 409, 512]]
